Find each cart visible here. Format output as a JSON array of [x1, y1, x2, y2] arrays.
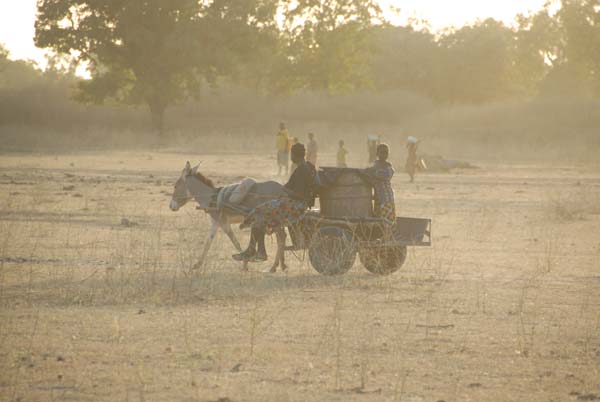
[[285, 167, 432, 276], [286, 212, 431, 276]]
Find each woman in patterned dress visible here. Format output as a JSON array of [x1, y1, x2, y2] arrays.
[[366, 143, 396, 225]]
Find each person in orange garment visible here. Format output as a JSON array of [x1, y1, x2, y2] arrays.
[[406, 136, 419, 183]]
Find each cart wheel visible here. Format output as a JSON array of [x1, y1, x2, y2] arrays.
[[359, 246, 407, 275], [309, 226, 356, 276]]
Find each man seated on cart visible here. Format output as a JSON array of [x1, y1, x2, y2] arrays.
[[365, 143, 396, 226], [233, 143, 316, 262]]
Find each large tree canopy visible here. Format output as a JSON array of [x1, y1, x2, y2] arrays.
[[34, 0, 280, 135], [370, 20, 520, 104], [34, 0, 600, 128], [34, 0, 384, 134]]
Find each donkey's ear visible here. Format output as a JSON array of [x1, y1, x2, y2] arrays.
[[182, 161, 192, 176], [191, 161, 202, 175]]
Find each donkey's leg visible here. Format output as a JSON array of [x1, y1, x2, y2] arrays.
[[193, 217, 219, 270], [224, 224, 250, 271], [269, 229, 287, 273], [222, 217, 250, 272], [221, 221, 242, 252], [267, 235, 280, 273]]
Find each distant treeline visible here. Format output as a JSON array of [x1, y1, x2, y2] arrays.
[[1, 0, 600, 160]]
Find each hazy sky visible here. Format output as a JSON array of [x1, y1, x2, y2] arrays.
[[1, 0, 548, 67]]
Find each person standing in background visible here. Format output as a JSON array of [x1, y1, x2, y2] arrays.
[[366, 143, 396, 225], [337, 140, 348, 168], [406, 136, 419, 183], [276, 122, 289, 176], [306, 132, 318, 167]]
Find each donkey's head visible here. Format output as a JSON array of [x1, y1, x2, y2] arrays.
[[170, 161, 193, 211], [169, 161, 215, 212]]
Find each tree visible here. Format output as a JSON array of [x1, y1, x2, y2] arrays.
[[0, 43, 44, 89], [276, 0, 385, 94], [0, 43, 8, 71], [204, 0, 281, 93], [433, 19, 519, 103], [370, 25, 440, 97], [35, 0, 279, 136], [513, 10, 558, 94], [371, 18, 541, 104], [519, 0, 600, 96], [551, 0, 600, 94]]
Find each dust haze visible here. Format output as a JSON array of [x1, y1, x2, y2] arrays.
[[1, 1, 600, 401]]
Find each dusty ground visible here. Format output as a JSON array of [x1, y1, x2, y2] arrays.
[[0, 150, 599, 402]]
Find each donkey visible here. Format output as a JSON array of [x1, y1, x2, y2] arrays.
[[169, 162, 289, 272]]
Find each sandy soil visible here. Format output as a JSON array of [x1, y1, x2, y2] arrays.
[[0, 150, 599, 402]]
